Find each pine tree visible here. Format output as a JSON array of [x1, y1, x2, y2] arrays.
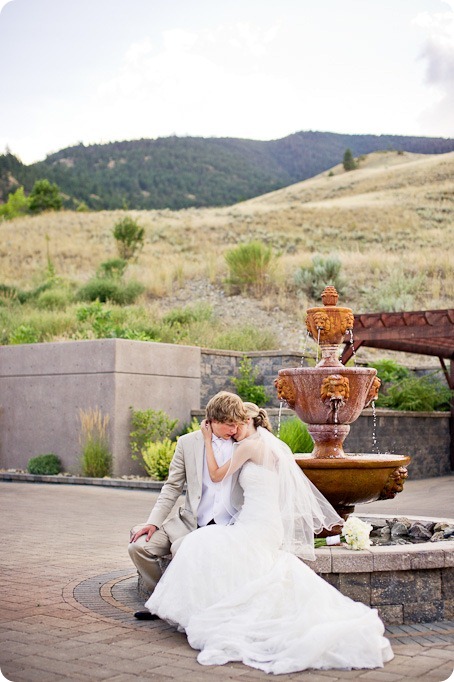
[[343, 148, 357, 171]]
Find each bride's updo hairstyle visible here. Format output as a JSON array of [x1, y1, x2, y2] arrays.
[[243, 402, 272, 432]]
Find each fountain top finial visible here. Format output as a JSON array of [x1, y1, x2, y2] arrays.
[[321, 286, 339, 307]]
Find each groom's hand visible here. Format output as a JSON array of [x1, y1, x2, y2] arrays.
[[130, 524, 158, 543]]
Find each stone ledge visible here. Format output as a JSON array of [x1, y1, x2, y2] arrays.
[[307, 537, 454, 574], [0, 471, 164, 490]]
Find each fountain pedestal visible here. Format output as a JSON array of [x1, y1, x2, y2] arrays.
[[275, 286, 410, 522]]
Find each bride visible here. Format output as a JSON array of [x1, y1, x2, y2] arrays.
[[145, 403, 393, 675]]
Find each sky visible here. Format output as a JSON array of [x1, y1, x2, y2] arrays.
[[0, 0, 453, 165]]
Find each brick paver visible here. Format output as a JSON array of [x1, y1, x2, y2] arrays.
[[1, 479, 453, 682]]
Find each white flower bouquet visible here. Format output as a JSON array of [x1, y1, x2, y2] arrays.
[[314, 516, 373, 550]]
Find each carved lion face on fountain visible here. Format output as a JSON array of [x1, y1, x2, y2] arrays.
[[341, 311, 354, 333], [379, 466, 409, 499], [364, 376, 381, 408], [274, 376, 296, 408], [320, 374, 350, 403], [310, 311, 331, 332]]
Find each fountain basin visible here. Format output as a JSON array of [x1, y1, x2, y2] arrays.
[[277, 366, 378, 425], [296, 453, 411, 519]]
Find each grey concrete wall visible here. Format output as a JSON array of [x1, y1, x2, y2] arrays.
[[0, 339, 201, 476]]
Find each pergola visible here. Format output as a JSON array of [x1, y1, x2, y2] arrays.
[[340, 308, 454, 469]]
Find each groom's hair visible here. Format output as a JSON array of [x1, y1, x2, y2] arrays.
[[206, 391, 248, 424]]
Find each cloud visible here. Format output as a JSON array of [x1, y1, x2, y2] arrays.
[[94, 23, 291, 142], [414, 0, 454, 135]]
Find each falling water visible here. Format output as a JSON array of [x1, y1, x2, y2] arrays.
[[316, 328, 321, 364], [371, 400, 380, 453], [277, 400, 284, 438], [300, 330, 311, 366], [346, 329, 357, 365]]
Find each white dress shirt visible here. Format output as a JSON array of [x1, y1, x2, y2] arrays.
[[197, 435, 234, 527]]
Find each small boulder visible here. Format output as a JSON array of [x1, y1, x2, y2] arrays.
[[391, 522, 409, 538], [408, 523, 433, 541]]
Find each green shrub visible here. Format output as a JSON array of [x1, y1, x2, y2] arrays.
[[76, 301, 115, 338], [361, 270, 426, 312], [278, 418, 314, 453], [294, 256, 345, 299], [9, 324, 39, 344], [179, 417, 202, 435], [0, 186, 29, 220], [0, 284, 19, 304], [368, 359, 411, 385], [113, 216, 145, 261], [130, 408, 179, 460], [141, 438, 177, 480], [231, 356, 269, 406], [16, 281, 54, 304], [77, 277, 144, 305], [97, 258, 128, 279], [163, 303, 213, 327], [27, 453, 62, 475], [378, 373, 452, 412], [79, 408, 112, 477], [35, 288, 73, 310], [120, 328, 160, 341], [225, 241, 275, 296]]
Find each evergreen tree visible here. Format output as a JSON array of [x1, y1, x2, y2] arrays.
[[28, 179, 63, 214], [343, 148, 357, 171]]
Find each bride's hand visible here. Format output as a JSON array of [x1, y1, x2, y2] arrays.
[[201, 419, 213, 442]]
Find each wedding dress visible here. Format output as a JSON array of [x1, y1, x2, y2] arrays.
[[145, 431, 393, 675]]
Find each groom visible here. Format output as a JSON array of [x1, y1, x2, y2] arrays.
[[128, 391, 248, 619]]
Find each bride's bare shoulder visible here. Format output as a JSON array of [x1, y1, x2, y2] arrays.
[[236, 436, 263, 462]]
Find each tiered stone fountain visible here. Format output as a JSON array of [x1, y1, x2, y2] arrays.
[[275, 286, 411, 522]]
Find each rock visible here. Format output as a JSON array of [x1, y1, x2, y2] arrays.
[[443, 526, 454, 539], [391, 522, 409, 537], [430, 531, 447, 542], [433, 522, 450, 533], [408, 523, 433, 541]]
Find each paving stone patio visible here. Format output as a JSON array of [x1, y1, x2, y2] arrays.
[[1, 478, 453, 681]]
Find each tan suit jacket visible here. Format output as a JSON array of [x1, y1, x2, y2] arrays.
[[146, 430, 243, 544]]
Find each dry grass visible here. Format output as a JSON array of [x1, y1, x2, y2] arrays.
[[1, 150, 453, 342]]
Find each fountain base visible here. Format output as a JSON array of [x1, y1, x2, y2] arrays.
[[296, 453, 411, 522]]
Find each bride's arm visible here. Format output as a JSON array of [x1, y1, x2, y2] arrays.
[[201, 420, 250, 482]]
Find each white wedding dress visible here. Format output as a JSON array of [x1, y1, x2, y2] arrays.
[[145, 460, 393, 674]]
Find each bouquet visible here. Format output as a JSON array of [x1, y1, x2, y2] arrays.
[[314, 516, 373, 551]]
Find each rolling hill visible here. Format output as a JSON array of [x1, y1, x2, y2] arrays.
[[1, 130, 453, 211]]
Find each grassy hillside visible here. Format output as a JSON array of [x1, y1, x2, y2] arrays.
[[0, 150, 453, 362], [1, 131, 453, 211]]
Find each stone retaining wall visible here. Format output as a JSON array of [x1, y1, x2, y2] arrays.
[[201, 349, 305, 407], [306, 531, 454, 625], [191, 406, 451, 480]]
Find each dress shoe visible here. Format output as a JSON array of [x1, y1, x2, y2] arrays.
[[134, 610, 159, 620]]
